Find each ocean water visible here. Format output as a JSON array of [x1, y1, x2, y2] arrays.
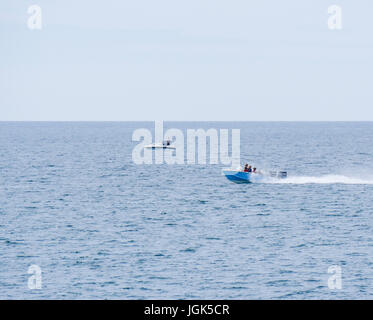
[[1, 122, 373, 299]]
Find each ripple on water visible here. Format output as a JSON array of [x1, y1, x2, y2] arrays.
[[1, 122, 373, 299]]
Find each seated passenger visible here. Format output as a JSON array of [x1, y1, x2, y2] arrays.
[[243, 164, 249, 172], [252, 167, 257, 173], [248, 165, 252, 173]]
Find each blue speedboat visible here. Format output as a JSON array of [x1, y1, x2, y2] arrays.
[[222, 169, 262, 183], [222, 169, 287, 184]]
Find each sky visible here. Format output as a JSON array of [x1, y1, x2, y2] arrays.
[[1, 0, 373, 121]]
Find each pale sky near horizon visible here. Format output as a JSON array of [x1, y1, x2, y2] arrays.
[[1, 0, 373, 121]]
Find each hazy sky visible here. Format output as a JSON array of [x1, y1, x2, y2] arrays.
[[1, 0, 373, 121]]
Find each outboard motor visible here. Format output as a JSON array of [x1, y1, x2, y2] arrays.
[[278, 171, 287, 179], [269, 171, 288, 179], [270, 171, 277, 178]]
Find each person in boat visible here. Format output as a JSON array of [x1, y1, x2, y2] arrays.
[[243, 164, 249, 172], [248, 165, 252, 173], [252, 167, 257, 173]]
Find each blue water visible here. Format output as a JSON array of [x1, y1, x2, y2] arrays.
[[1, 122, 373, 299]]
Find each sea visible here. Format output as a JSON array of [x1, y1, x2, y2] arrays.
[[1, 122, 373, 299]]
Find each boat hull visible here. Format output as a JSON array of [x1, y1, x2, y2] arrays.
[[222, 170, 260, 183], [144, 143, 176, 149]]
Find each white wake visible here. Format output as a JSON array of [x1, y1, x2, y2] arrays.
[[264, 174, 373, 185]]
